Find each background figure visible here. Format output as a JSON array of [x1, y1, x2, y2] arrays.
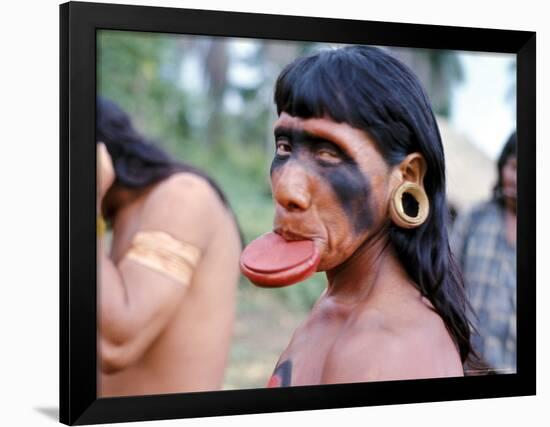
[[96, 97, 242, 396], [451, 132, 517, 374]]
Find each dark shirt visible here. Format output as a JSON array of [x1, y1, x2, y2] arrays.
[[451, 200, 516, 374]]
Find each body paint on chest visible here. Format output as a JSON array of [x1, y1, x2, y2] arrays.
[[267, 359, 293, 387]]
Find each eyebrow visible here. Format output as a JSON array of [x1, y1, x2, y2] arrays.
[[274, 126, 334, 145], [273, 125, 355, 163]]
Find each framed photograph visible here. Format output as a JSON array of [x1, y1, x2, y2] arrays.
[[60, 1, 536, 424]]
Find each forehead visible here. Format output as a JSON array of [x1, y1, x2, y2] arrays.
[[273, 113, 388, 171]]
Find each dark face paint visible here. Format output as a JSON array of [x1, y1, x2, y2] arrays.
[[270, 127, 373, 234]]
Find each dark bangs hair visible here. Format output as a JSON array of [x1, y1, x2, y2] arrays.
[[493, 131, 517, 205], [96, 97, 230, 213], [274, 45, 473, 363]]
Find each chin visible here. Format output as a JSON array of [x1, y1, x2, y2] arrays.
[[316, 260, 331, 272], [316, 252, 349, 272]]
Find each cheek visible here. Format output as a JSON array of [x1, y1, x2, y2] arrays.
[[270, 155, 287, 177], [315, 206, 354, 270], [269, 156, 289, 197], [503, 166, 516, 186], [319, 164, 374, 234]]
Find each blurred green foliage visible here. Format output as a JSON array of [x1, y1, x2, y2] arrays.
[[98, 31, 191, 152]]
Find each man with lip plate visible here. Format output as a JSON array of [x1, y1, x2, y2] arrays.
[[240, 46, 475, 387]]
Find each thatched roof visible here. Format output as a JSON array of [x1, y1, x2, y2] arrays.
[[437, 116, 496, 212]]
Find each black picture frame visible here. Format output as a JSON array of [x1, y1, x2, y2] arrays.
[[59, 1, 536, 424]]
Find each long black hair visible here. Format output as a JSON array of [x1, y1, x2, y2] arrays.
[[96, 97, 239, 239], [274, 45, 473, 363], [493, 131, 517, 206]]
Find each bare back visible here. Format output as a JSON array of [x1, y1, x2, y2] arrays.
[[99, 173, 241, 397]]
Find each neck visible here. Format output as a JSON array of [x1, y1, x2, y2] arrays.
[[325, 226, 411, 304]]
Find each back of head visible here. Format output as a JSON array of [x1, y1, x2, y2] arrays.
[[96, 97, 233, 221], [275, 45, 473, 363], [493, 130, 517, 204], [96, 97, 177, 189]]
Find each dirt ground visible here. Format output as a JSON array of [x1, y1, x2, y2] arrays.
[[223, 287, 307, 390]]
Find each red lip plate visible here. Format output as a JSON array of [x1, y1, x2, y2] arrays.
[[240, 232, 321, 287]]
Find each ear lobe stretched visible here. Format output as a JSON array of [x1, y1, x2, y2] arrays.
[[389, 181, 430, 228], [385, 153, 430, 228]]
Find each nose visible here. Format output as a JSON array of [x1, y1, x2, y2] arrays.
[[272, 162, 312, 212]]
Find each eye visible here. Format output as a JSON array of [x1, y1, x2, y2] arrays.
[[316, 148, 342, 164], [276, 139, 292, 156]]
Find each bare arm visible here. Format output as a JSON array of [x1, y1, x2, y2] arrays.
[[98, 170, 226, 373]]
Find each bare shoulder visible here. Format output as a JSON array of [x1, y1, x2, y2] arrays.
[[322, 305, 463, 384], [146, 172, 224, 210], [138, 172, 229, 249]]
